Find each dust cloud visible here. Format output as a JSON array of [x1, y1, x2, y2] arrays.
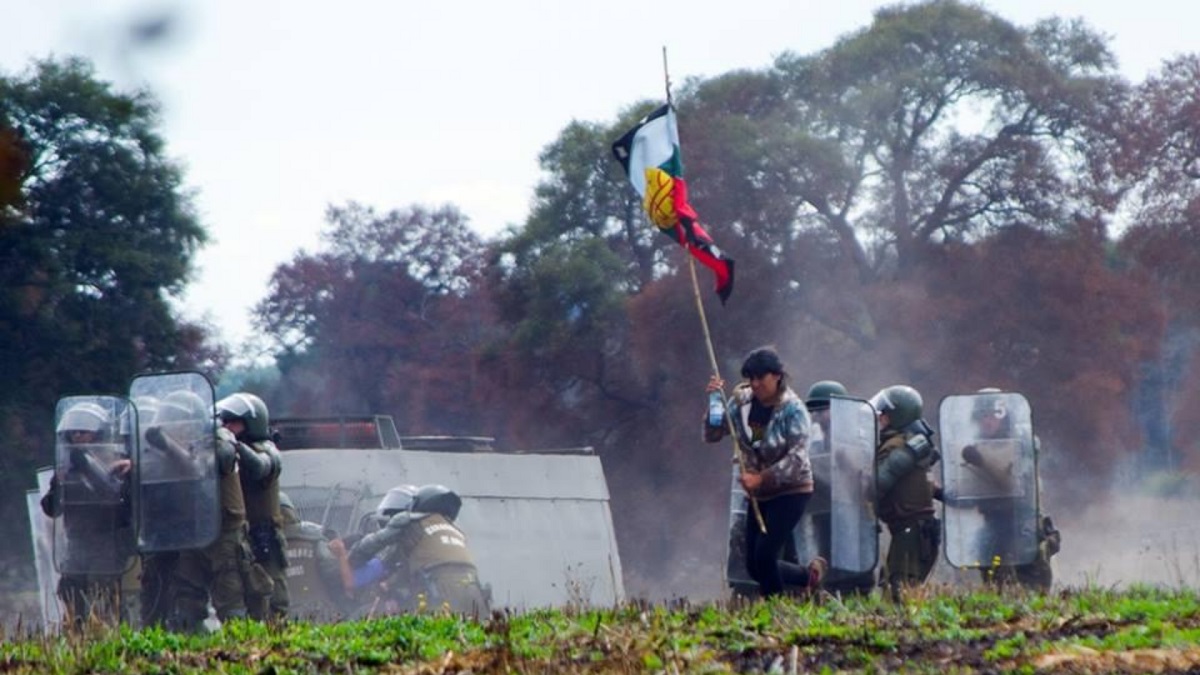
[[1050, 493, 1200, 589]]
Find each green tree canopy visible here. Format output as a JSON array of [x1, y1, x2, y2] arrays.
[[764, 0, 1121, 278], [0, 57, 214, 392], [0, 56, 217, 569]]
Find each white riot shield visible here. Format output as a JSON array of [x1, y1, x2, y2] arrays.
[[939, 392, 1039, 569], [828, 397, 878, 574], [131, 371, 220, 552], [51, 396, 137, 576]]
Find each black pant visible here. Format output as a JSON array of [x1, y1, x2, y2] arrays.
[[744, 492, 812, 597]]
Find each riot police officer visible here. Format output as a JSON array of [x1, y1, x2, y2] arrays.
[[41, 400, 136, 629], [217, 392, 288, 621], [349, 484, 490, 616], [804, 380, 876, 597], [278, 492, 355, 621], [145, 389, 255, 632], [869, 385, 940, 601], [966, 389, 1061, 591]]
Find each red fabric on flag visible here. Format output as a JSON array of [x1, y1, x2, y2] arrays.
[[665, 179, 734, 304]]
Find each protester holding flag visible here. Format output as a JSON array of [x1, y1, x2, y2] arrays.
[[704, 347, 826, 598]]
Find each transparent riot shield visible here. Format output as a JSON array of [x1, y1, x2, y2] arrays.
[[51, 396, 137, 576], [788, 431, 831, 572], [131, 371, 220, 552], [939, 392, 1039, 569], [27, 466, 63, 631], [726, 461, 818, 596], [724, 464, 756, 595], [827, 396, 878, 574]]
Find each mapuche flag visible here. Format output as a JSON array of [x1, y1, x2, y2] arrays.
[[612, 104, 734, 304]]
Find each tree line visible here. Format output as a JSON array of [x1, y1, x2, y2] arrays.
[[3, 0, 1199, 598]]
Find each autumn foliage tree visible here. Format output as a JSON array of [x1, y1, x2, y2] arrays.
[[255, 202, 502, 436], [1115, 55, 1200, 473]]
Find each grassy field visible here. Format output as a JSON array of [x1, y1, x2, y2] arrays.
[[3, 584, 1199, 673]]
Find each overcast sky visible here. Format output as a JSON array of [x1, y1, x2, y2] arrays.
[[2, 1, 1194, 356]]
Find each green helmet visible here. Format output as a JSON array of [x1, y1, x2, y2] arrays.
[[414, 484, 462, 522], [972, 387, 1011, 436], [278, 491, 300, 525], [57, 401, 110, 437], [157, 390, 208, 424], [869, 385, 923, 430], [216, 392, 271, 442], [133, 396, 161, 427], [151, 391, 210, 442], [972, 387, 1006, 417], [805, 380, 848, 410], [377, 484, 417, 517]]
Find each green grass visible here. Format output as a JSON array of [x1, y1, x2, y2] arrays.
[[3, 585, 1200, 673]]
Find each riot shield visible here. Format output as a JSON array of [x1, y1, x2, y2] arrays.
[[27, 466, 63, 631], [787, 431, 831, 573], [827, 396, 878, 574], [724, 464, 756, 595], [939, 392, 1039, 569], [131, 371, 220, 552], [726, 462, 819, 596], [51, 396, 137, 576]]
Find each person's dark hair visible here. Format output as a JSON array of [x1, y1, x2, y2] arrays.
[[740, 346, 787, 385]]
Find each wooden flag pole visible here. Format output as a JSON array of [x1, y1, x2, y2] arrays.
[[664, 47, 766, 534], [687, 257, 766, 534]]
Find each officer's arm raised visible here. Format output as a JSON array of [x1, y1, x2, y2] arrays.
[[235, 440, 280, 482]]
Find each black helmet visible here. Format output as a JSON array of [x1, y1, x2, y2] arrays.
[[805, 380, 848, 410], [376, 484, 417, 517], [413, 484, 462, 521], [216, 392, 271, 442], [869, 385, 923, 430]]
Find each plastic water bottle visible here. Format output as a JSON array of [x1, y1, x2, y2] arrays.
[[707, 391, 725, 428]]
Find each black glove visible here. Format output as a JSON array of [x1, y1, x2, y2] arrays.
[[1042, 516, 1057, 536], [961, 445, 981, 466], [145, 425, 167, 450]]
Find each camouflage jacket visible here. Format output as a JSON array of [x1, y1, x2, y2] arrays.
[[705, 383, 813, 500]]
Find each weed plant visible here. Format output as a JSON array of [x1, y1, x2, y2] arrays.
[[2, 584, 1199, 673]]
